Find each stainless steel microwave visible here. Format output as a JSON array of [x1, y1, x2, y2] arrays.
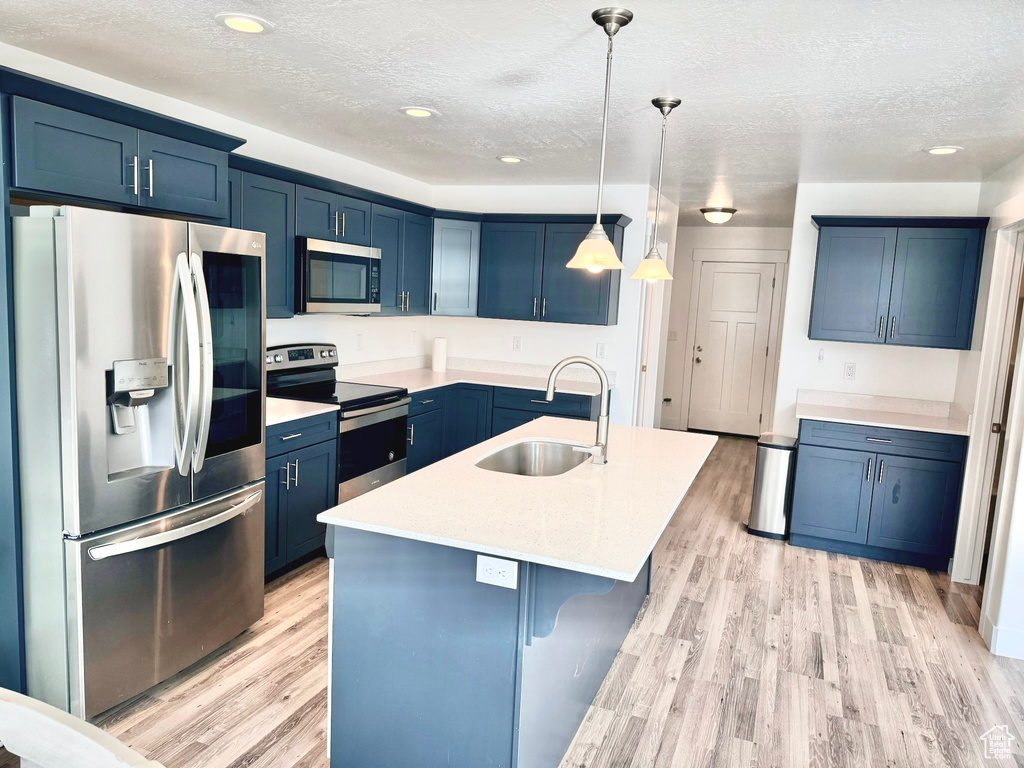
[[295, 237, 381, 314]]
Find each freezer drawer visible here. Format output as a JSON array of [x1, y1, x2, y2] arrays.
[[66, 481, 265, 718]]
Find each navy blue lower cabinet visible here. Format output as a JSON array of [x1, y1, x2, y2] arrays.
[[491, 407, 541, 437], [888, 228, 982, 349], [407, 407, 445, 472], [240, 173, 295, 318], [444, 385, 492, 455], [263, 458, 289, 576], [327, 527, 650, 768], [283, 439, 338, 563], [866, 455, 962, 557], [478, 222, 545, 321], [138, 130, 228, 220], [790, 445, 874, 544]]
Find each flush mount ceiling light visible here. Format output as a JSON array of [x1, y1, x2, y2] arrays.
[[566, 7, 633, 275], [497, 155, 524, 163], [632, 97, 680, 282], [701, 207, 737, 224], [925, 145, 963, 155], [214, 12, 273, 33], [402, 106, 435, 118]]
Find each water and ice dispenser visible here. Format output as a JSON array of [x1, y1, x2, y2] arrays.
[[106, 358, 174, 480]]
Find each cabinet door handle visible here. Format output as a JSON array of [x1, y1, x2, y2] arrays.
[[865, 458, 873, 481], [129, 155, 139, 195], [532, 297, 538, 317], [890, 317, 896, 338], [341, 211, 346, 238], [878, 315, 884, 338], [542, 297, 547, 318], [281, 463, 291, 490], [865, 437, 892, 444], [433, 292, 438, 312], [878, 460, 885, 484], [333, 210, 340, 237], [293, 458, 299, 487], [146, 159, 154, 198], [280, 432, 302, 441], [420, 399, 434, 405], [408, 423, 415, 446]]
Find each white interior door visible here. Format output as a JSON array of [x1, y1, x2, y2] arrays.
[[688, 262, 776, 436]]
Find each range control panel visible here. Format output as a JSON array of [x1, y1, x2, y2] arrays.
[[266, 343, 338, 372]]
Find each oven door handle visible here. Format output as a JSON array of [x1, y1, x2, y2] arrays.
[[340, 397, 412, 420]]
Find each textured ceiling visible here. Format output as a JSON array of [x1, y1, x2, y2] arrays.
[[2, 0, 1023, 225]]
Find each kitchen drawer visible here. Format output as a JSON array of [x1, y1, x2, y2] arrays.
[[492, 387, 596, 419], [266, 412, 337, 458], [797, 420, 966, 463], [409, 387, 447, 416]]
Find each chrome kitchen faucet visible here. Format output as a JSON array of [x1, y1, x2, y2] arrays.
[[544, 356, 611, 465]]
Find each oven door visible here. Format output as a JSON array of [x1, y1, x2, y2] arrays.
[[298, 237, 381, 314], [337, 399, 410, 504]]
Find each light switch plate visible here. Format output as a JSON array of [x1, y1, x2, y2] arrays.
[[476, 555, 518, 589]]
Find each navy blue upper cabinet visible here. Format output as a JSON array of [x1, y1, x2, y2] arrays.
[[808, 227, 897, 344], [888, 228, 982, 349], [295, 185, 371, 246], [790, 445, 874, 544], [372, 205, 405, 315], [12, 97, 138, 205], [137, 131, 228, 219], [808, 218, 986, 350], [478, 222, 545, 321], [541, 222, 620, 325], [10, 97, 229, 219], [866, 455, 961, 557], [227, 168, 242, 228], [403, 212, 433, 316], [240, 173, 295, 319]]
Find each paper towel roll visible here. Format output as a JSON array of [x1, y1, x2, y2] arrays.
[[432, 337, 448, 373]]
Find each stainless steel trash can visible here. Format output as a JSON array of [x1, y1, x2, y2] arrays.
[[747, 433, 797, 539]]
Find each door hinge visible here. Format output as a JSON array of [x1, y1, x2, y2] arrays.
[[759, 413, 763, 424], [772, 277, 776, 288], [765, 345, 769, 356]]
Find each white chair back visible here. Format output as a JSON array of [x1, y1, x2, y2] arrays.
[[0, 688, 164, 768]]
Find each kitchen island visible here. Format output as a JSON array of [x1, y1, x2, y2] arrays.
[[318, 417, 717, 768]]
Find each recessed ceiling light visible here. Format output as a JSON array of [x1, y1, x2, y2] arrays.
[[402, 107, 435, 118], [925, 145, 963, 155], [214, 12, 273, 33], [497, 156, 524, 163], [701, 207, 737, 224]]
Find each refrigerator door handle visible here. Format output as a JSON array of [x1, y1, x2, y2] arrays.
[[171, 252, 201, 477], [87, 490, 263, 561], [190, 252, 215, 472]]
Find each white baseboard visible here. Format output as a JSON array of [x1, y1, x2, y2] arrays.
[[982, 613, 1024, 659]]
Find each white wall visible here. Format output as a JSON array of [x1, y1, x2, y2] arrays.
[[0, 44, 661, 426], [660, 226, 793, 430], [772, 182, 982, 435], [272, 184, 656, 425]]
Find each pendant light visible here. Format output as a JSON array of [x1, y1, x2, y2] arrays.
[[566, 7, 633, 274], [631, 97, 680, 281]]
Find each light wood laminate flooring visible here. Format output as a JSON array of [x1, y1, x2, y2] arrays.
[[2, 436, 1022, 767]]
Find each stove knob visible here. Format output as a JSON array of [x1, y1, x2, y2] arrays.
[[320, 350, 328, 358], [266, 354, 273, 364], [329, 349, 337, 357], [274, 354, 283, 363]]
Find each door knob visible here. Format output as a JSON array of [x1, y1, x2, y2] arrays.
[[695, 357, 702, 364]]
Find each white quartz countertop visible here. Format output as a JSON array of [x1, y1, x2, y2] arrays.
[[794, 389, 970, 436], [346, 367, 606, 397], [266, 397, 340, 427], [318, 417, 717, 581]]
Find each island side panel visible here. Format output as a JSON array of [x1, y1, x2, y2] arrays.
[[328, 527, 520, 768], [515, 557, 651, 768]]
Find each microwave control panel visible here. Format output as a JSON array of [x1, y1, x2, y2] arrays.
[[369, 261, 380, 304]]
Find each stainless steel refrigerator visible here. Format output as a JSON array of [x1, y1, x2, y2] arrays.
[[14, 206, 267, 718]]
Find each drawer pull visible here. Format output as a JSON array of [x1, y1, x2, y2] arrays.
[[530, 399, 549, 405], [865, 437, 892, 443], [280, 433, 302, 441], [420, 399, 434, 405]]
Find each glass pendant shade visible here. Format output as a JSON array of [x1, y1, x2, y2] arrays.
[[566, 224, 623, 271], [631, 246, 673, 281]]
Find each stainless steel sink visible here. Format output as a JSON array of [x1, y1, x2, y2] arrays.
[[475, 439, 592, 477]]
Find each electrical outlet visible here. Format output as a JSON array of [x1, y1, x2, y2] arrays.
[[512, 336, 522, 352], [843, 362, 857, 380], [355, 334, 363, 352], [476, 555, 518, 589], [411, 330, 418, 348], [818, 348, 825, 363], [596, 342, 607, 359]]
